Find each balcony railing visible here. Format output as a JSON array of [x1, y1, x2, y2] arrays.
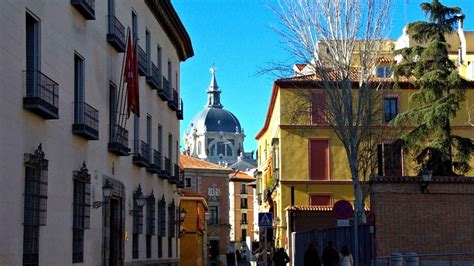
[[241, 220, 248, 225], [160, 156, 171, 179], [108, 124, 129, 156], [176, 99, 183, 120], [159, 76, 171, 101], [107, 16, 126, 52], [146, 149, 161, 174], [177, 167, 184, 188], [169, 164, 180, 184], [167, 88, 179, 111], [23, 70, 59, 119], [146, 63, 161, 90], [133, 140, 150, 167], [72, 101, 99, 140], [71, 0, 95, 20], [137, 45, 147, 76]]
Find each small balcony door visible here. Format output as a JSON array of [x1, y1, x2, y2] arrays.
[[74, 54, 85, 124], [309, 139, 330, 180]]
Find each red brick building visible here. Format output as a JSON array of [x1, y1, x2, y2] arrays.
[[370, 176, 474, 257], [229, 171, 256, 251], [180, 155, 232, 265]]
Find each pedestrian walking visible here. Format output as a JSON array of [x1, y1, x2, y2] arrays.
[[236, 249, 242, 265], [272, 247, 290, 266], [304, 242, 321, 266], [322, 241, 339, 266], [339, 246, 353, 266]]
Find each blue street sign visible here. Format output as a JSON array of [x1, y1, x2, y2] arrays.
[[258, 212, 273, 227]]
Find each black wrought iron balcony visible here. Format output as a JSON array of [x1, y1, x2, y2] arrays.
[[167, 88, 179, 111], [72, 101, 99, 140], [146, 63, 161, 90], [176, 99, 183, 120], [107, 16, 126, 53], [169, 164, 180, 184], [23, 70, 59, 119], [137, 45, 148, 76], [71, 0, 95, 20], [159, 76, 171, 101], [241, 219, 248, 225], [108, 124, 130, 156], [160, 156, 171, 179], [146, 149, 162, 174], [133, 140, 150, 167]]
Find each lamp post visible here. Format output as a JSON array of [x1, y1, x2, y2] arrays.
[[93, 180, 114, 209]]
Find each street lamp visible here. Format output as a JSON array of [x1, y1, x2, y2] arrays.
[[93, 180, 114, 209]]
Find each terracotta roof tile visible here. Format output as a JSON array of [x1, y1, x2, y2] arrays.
[[372, 175, 474, 184], [286, 205, 370, 212], [379, 56, 395, 63], [230, 171, 256, 181], [180, 155, 229, 170]]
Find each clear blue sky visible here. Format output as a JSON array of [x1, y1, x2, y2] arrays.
[[173, 0, 474, 153]]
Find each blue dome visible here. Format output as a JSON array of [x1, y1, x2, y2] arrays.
[[189, 107, 241, 133]]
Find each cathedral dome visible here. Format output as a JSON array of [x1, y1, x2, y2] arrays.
[[189, 106, 241, 133], [187, 68, 242, 134]]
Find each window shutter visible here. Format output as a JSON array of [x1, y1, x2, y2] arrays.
[[377, 144, 383, 176], [309, 195, 331, 206], [309, 140, 329, 180], [39, 167, 48, 226], [84, 182, 91, 229]]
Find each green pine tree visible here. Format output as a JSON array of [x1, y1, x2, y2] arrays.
[[393, 0, 473, 176]]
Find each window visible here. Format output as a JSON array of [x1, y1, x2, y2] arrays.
[[309, 139, 330, 180], [241, 184, 247, 194], [72, 163, 91, 263], [134, 114, 140, 154], [241, 213, 248, 224], [209, 206, 218, 224], [132, 187, 144, 259], [309, 195, 331, 206], [377, 142, 402, 176], [241, 229, 247, 242], [311, 91, 327, 124], [384, 98, 398, 123], [157, 125, 163, 153], [146, 115, 152, 147], [74, 54, 85, 125], [168, 134, 172, 160], [168, 61, 172, 87], [157, 45, 162, 76], [157, 196, 166, 258], [26, 12, 40, 97], [107, 0, 114, 16], [23, 145, 48, 266], [376, 66, 391, 78], [109, 82, 117, 139], [168, 201, 175, 258], [146, 193, 155, 259], [185, 177, 191, 188], [240, 198, 248, 209], [145, 30, 151, 72], [197, 141, 202, 155]]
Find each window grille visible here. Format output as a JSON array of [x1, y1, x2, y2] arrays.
[[72, 162, 91, 263]]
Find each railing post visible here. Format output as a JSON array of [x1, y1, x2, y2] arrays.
[[404, 252, 419, 266]]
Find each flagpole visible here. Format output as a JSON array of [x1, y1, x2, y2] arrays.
[[117, 28, 130, 137]]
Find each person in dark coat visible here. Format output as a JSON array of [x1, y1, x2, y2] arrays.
[[272, 247, 290, 266], [304, 243, 321, 266], [322, 241, 339, 266]]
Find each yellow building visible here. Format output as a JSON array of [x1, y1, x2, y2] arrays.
[[180, 190, 208, 266], [255, 25, 474, 250]]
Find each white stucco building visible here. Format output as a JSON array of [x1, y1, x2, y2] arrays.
[[0, 0, 193, 265]]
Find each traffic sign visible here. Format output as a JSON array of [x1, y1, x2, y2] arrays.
[[337, 219, 350, 227], [258, 212, 273, 227], [333, 200, 354, 220]]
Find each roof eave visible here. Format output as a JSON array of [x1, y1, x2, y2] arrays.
[[145, 0, 194, 62]]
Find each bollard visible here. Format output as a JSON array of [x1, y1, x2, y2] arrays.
[[390, 252, 403, 266], [405, 252, 420, 266]]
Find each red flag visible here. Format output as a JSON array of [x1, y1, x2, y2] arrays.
[[125, 30, 140, 117]]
